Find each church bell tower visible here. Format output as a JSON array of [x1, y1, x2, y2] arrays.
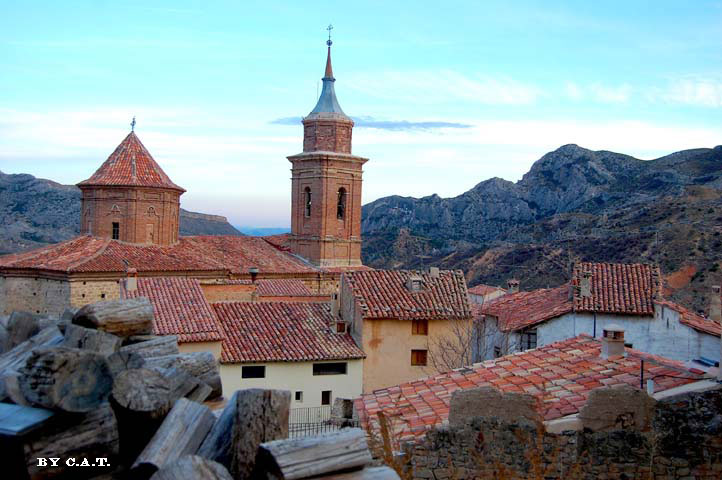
[[287, 31, 367, 267]]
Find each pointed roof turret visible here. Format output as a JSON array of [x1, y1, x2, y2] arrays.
[[308, 29, 348, 117], [78, 131, 185, 192]]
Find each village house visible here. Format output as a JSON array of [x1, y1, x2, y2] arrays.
[[467, 282, 508, 305], [476, 262, 721, 364], [337, 268, 473, 393]]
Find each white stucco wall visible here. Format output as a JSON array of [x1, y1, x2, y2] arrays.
[[220, 358, 363, 408]]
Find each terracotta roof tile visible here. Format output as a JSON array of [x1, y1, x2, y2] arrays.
[[121, 277, 222, 343], [655, 299, 721, 336], [343, 270, 471, 321], [213, 302, 365, 363], [468, 284, 505, 296], [356, 335, 702, 440], [477, 286, 572, 332], [0, 235, 317, 275], [572, 262, 661, 315], [77, 132, 185, 192]]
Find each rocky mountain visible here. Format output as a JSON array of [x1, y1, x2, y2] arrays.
[[361, 144, 722, 313], [0, 170, 241, 255]]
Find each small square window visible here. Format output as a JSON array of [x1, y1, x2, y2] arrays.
[[412, 319, 428, 335], [411, 349, 427, 366], [336, 322, 347, 333], [321, 390, 332, 406], [295, 391, 303, 402], [494, 346, 501, 358], [241, 365, 265, 379]]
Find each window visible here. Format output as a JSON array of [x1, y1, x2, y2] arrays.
[[412, 319, 428, 335], [411, 349, 427, 366], [520, 329, 537, 350], [321, 390, 332, 406], [241, 365, 265, 378], [336, 322, 347, 333], [336, 188, 347, 219], [295, 391, 303, 402], [112, 222, 120, 240], [313, 362, 347, 375], [304, 187, 312, 217], [493, 346, 501, 358]]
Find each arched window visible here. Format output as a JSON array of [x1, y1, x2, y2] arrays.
[[304, 187, 312, 217], [337, 188, 347, 219]]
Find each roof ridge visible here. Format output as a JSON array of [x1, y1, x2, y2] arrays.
[[66, 237, 112, 270]]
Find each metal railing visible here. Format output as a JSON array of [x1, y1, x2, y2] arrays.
[[288, 405, 359, 438]]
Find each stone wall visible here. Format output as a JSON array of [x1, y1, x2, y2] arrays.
[[402, 386, 722, 480], [0, 276, 71, 315], [69, 280, 120, 307]]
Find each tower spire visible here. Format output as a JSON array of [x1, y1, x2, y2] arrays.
[[325, 24, 334, 78]]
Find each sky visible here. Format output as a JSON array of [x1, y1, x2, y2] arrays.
[[1, 1, 721, 227]]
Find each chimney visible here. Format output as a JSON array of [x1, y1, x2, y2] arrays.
[[710, 285, 721, 323], [429, 267, 440, 279], [507, 279, 519, 294], [125, 268, 138, 292], [580, 271, 592, 298], [249, 267, 259, 283], [601, 324, 625, 358], [406, 274, 424, 292]]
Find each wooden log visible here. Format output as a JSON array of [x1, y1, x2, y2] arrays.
[[73, 297, 153, 338], [131, 398, 215, 479], [106, 350, 145, 378], [0, 320, 9, 354], [197, 389, 290, 479], [149, 455, 232, 480], [6, 311, 44, 349], [144, 352, 222, 399], [255, 428, 372, 480], [314, 466, 401, 480], [3, 372, 30, 406], [23, 404, 119, 479], [186, 382, 213, 403], [19, 347, 113, 413], [119, 335, 179, 359], [110, 368, 173, 465], [0, 326, 63, 400], [156, 366, 202, 400], [62, 324, 122, 354]]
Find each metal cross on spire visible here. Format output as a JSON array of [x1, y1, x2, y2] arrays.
[[130, 116, 136, 132], [326, 24, 333, 46]]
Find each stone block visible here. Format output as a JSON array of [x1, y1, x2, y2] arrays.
[[448, 386, 541, 428], [578, 385, 656, 432]]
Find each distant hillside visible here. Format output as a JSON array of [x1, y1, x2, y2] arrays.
[[238, 226, 291, 236], [361, 145, 722, 314], [0, 170, 242, 255]]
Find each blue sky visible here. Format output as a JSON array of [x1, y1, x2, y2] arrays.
[[1, 1, 720, 227]]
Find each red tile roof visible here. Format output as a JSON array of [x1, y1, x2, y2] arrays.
[[213, 302, 365, 363], [355, 335, 702, 440], [343, 270, 471, 321], [572, 262, 661, 315], [468, 284, 505, 296], [215, 279, 313, 296], [655, 299, 721, 337], [0, 235, 317, 275], [121, 277, 222, 343], [77, 132, 185, 192], [478, 285, 572, 332]]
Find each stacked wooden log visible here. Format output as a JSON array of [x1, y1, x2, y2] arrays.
[[0, 299, 397, 480]]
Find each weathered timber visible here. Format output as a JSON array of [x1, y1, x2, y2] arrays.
[[106, 350, 145, 378], [19, 347, 113, 412], [314, 467, 401, 480], [255, 428, 372, 480], [197, 389, 290, 480], [23, 404, 119, 479], [131, 398, 215, 479], [156, 366, 202, 400], [119, 335, 179, 358], [73, 297, 153, 338], [149, 455, 233, 480], [110, 368, 173, 465], [4, 372, 30, 405], [6, 311, 46, 349], [62, 324, 122, 354], [0, 321, 8, 354], [186, 382, 213, 403], [0, 326, 63, 400], [145, 351, 222, 399]]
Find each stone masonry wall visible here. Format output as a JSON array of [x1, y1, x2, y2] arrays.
[[0, 276, 71, 316], [403, 386, 722, 480]]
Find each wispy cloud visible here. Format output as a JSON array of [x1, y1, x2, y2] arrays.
[[652, 76, 722, 107], [270, 116, 471, 130], [565, 82, 632, 103]]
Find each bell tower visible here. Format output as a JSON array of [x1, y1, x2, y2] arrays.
[[288, 32, 367, 267]]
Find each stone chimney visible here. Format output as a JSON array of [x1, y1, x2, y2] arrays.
[[125, 268, 138, 292], [406, 274, 424, 292], [580, 271, 592, 298], [601, 324, 625, 359], [249, 267, 259, 283], [710, 285, 721, 323], [507, 279, 520, 294], [429, 267, 440, 279]]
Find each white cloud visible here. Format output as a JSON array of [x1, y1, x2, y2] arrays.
[[563, 82, 632, 103], [653, 77, 722, 107]]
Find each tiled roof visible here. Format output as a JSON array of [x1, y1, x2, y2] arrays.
[[478, 285, 572, 332], [355, 335, 702, 440], [77, 132, 185, 192], [204, 279, 314, 296], [655, 299, 721, 337], [468, 284, 505, 296], [572, 262, 661, 315], [213, 302, 365, 363], [343, 270, 471, 321], [0, 235, 317, 275], [121, 277, 223, 343]]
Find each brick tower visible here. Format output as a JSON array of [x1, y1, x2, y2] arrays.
[[77, 129, 185, 246], [288, 37, 368, 267]]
